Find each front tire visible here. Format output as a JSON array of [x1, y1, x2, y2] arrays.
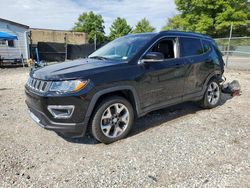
[[91, 96, 134, 144], [200, 79, 221, 109]]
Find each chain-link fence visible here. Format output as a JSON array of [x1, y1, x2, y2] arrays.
[[214, 37, 250, 69]]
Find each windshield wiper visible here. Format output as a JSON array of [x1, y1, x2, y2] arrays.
[[89, 56, 109, 60]]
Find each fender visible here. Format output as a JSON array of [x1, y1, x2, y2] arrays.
[[83, 85, 141, 127]]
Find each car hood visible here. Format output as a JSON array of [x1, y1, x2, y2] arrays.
[[31, 58, 124, 80]]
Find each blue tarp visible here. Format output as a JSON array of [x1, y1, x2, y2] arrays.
[[0, 32, 17, 40]]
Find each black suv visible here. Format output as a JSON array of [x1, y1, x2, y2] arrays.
[[25, 31, 224, 144]]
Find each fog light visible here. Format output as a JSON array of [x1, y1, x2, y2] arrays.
[[47, 105, 75, 119]]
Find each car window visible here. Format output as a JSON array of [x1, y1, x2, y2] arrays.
[[150, 38, 177, 59], [202, 40, 211, 53], [180, 38, 203, 57], [89, 34, 156, 61]]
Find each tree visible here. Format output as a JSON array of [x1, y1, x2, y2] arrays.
[[73, 11, 106, 43], [162, 0, 250, 37], [133, 18, 155, 33], [109, 17, 132, 40]]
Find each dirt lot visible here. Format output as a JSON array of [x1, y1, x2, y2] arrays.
[[0, 68, 249, 188]]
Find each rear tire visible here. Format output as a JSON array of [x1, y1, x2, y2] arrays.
[[200, 79, 221, 109], [90, 96, 134, 144]]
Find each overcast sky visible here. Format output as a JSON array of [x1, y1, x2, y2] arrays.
[[0, 0, 177, 34]]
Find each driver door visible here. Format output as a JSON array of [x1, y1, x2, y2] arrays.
[[138, 37, 187, 109]]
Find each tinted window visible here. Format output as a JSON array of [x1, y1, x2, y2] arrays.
[[181, 38, 203, 57], [150, 39, 176, 59], [202, 40, 211, 53]]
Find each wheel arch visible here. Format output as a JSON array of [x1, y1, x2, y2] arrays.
[[203, 70, 223, 91], [84, 86, 141, 127], [200, 71, 223, 109]]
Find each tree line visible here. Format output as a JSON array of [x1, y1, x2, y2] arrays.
[[73, 0, 250, 43], [73, 12, 155, 44]]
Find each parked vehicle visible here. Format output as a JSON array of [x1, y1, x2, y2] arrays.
[[25, 31, 225, 144]]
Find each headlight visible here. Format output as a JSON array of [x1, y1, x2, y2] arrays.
[[49, 80, 88, 93]]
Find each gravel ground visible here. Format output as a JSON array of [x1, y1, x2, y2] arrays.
[[0, 67, 249, 188]]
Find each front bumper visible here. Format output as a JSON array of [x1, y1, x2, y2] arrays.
[[27, 105, 87, 137], [25, 88, 90, 138]]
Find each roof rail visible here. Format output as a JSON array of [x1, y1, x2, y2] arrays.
[[160, 30, 212, 39]]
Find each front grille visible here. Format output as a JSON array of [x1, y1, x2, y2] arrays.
[[26, 77, 50, 93]]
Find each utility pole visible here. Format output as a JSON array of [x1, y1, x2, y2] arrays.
[[64, 33, 68, 61], [94, 21, 97, 51], [94, 33, 97, 51], [225, 23, 233, 67]]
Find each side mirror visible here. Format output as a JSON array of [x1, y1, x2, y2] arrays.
[[141, 52, 164, 63]]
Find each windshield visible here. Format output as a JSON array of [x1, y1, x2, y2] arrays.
[[89, 34, 156, 61]]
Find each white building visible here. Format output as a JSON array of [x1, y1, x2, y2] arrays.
[[0, 18, 29, 61]]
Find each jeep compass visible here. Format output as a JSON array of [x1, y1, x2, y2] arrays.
[[25, 31, 225, 144]]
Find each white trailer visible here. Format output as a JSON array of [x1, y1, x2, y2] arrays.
[[0, 18, 29, 65]]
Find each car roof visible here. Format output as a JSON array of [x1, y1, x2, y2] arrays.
[[159, 30, 213, 40], [125, 33, 158, 37], [127, 30, 213, 41]]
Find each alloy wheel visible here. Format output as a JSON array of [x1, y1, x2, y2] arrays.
[[100, 103, 130, 138], [207, 82, 220, 105]]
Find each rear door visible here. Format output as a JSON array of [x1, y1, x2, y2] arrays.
[[179, 37, 208, 95]]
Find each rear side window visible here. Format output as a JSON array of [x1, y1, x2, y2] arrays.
[[180, 38, 203, 57], [202, 40, 211, 53]]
